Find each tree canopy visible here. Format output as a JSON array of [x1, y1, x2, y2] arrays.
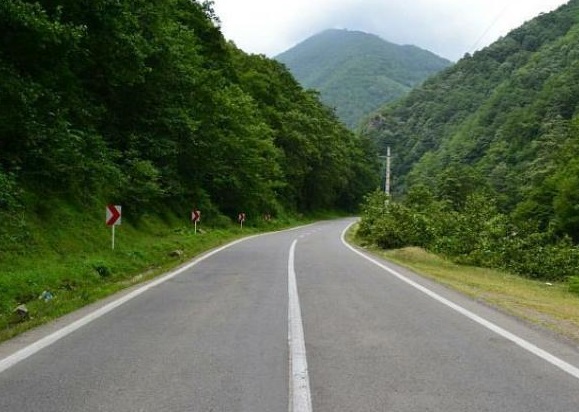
[[0, 0, 379, 234]]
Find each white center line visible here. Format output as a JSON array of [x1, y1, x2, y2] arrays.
[[341, 223, 579, 381], [288, 239, 313, 412]]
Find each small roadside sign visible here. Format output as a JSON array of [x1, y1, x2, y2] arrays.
[[106, 204, 122, 226], [105, 205, 121, 250], [192, 209, 201, 234], [238, 212, 246, 229]]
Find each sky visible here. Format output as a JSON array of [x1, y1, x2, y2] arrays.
[[211, 0, 570, 62]]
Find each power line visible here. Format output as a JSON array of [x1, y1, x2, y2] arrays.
[[468, 4, 511, 54]]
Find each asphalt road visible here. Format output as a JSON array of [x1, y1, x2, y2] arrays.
[[1, 218, 579, 411]]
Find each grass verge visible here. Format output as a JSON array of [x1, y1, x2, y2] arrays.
[[348, 225, 579, 345], [0, 206, 314, 344]]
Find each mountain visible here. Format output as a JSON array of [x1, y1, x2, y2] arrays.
[[361, 0, 579, 241], [275, 29, 451, 129]]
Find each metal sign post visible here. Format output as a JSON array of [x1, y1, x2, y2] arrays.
[[192, 209, 201, 234]]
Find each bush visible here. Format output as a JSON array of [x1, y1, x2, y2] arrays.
[[358, 187, 579, 282], [0, 170, 18, 210], [92, 262, 112, 278], [360, 193, 438, 249]]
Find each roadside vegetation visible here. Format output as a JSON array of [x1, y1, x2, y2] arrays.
[[358, 191, 579, 286], [354, 193, 579, 343], [0, 207, 325, 343], [352, 240, 579, 344]]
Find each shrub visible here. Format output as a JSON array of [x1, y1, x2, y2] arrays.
[[92, 263, 112, 278], [569, 276, 579, 296], [0, 170, 18, 210], [358, 187, 579, 282]]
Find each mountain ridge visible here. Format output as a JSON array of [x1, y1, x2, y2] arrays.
[[275, 29, 451, 129]]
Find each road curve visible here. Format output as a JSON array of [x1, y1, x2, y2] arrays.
[[1, 218, 579, 411]]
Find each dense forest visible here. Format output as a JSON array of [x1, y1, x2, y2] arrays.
[[276, 29, 450, 129], [358, 0, 579, 284], [0, 0, 379, 247]]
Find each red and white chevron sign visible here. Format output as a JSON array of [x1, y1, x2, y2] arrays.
[[106, 204, 122, 226]]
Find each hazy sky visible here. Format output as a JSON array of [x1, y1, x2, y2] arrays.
[[211, 0, 569, 61]]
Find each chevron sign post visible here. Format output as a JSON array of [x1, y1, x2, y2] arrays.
[[106, 204, 122, 249], [238, 212, 246, 229], [192, 209, 201, 234]]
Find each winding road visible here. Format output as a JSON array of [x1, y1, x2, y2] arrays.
[[1, 218, 579, 411]]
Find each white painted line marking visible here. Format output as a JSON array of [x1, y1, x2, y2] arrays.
[[341, 223, 579, 381], [0, 236, 255, 374], [288, 239, 313, 412], [0, 223, 319, 375]]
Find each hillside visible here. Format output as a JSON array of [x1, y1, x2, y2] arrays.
[[0, 0, 380, 331], [0, 1, 380, 227], [357, 0, 579, 281], [276, 29, 451, 129]]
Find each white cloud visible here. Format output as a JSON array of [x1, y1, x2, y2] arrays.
[[211, 0, 570, 61]]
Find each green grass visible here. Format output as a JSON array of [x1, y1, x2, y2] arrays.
[[0, 201, 314, 343], [348, 226, 579, 344]]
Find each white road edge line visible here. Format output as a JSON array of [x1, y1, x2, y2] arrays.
[[0, 235, 258, 375], [0, 223, 318, 375], [340, 223, 579, 381], [288, 239, 313, 412]]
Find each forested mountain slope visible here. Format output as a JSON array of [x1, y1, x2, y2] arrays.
[[355, 0, 579, 284], [276, 29, 451, 129], [0, 0, 379, 251], [362, 0, 579, 242]]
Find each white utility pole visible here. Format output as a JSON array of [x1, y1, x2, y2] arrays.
[[385, 146, 391, 196]]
